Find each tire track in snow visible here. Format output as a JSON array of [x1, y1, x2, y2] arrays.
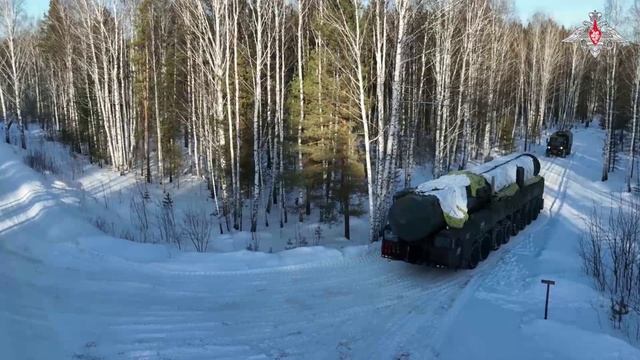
[[93, 263, 465, 359]]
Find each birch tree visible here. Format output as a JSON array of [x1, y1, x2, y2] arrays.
[[0, 0, 28, 148]]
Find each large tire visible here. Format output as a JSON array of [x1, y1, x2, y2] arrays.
[[467, 246, 480, 269], [493, 226, 502, 250], [510, 214, 519, 236], [504, 221, 512, 244], [517, 210, 526, 231], [532, 199, 540, 220], [406, 244, 421, 264], [525, 203, 533, 225], [481, 234, 491, 260]]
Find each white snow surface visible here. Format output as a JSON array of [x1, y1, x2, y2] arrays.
[[2, 126, 640, 359], [414, 174, 471, 220], [470, 152, 536, 192]]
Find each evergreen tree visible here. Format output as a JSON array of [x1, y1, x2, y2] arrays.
[[299, 47, 365, 238]]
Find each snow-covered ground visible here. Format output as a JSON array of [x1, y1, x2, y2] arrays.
[[1, 127, 639, 359], [7, 125, 381, 255]]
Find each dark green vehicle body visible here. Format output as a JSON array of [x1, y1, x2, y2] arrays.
[[546, 130, 573, 157], [381, 154, 544, 269]]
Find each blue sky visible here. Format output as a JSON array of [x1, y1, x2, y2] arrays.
[[514, 0, 632, 28], [21, 0, 628, 29], [24, 0, 48, 19]]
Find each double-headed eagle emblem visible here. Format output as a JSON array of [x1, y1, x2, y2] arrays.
[[562, 10, 628, 58]]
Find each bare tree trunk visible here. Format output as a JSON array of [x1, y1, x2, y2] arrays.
[[233, 0, 243, 230], [249, 0, 267, 238], [296, 0, 305, 222], [628, 50, 640, 192], [603, 45, 618, 182], [144, 43, 152, 183], [150, 5, 164, 183], [370, 0, 387, 240], [377, 0, 410, 240], [225, 0, 238, 229]]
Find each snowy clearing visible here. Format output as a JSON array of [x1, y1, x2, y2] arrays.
[[1, 127, 640, 360]]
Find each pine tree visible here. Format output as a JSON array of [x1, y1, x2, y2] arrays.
[[162, 191, 173, 208], [299, 46, 365, 239]]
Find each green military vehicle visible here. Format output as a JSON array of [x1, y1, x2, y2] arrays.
[[546, 130, 573, 157], [381, 153, 544, 269]]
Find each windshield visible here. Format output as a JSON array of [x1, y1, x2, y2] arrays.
[[549, 137, 565, 146]]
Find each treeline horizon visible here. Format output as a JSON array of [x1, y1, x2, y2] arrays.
[[0, 0, 638, 243]]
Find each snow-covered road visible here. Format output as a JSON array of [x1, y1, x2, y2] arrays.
[[2, 128, 639, 360]]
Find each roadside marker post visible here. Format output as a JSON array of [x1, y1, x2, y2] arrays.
[[541, 279, 556, 320]]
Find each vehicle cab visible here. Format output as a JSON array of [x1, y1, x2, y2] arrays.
[[545, 130, 572, 157]]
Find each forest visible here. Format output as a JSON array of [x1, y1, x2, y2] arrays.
[[0, 0, 639, 243]]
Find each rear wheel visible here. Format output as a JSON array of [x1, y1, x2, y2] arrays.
[[481, 234, 491, 260], [517, 210, 526, 230], [510, 213, 520, 236], [532, 199, 541, 220], [525, 203, 533, 225], [503, 221, 512, 244], [493, 226, 502, 250], [406, 244, 421, 264], [467, 246, 480, 269]]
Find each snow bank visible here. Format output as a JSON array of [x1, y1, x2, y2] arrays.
[[137, 244, 370, 274], [522, 320, 640, 360], [74, 235, 173, 263], [414, 174, 471, 222], [44, 234, 372, 274], [471, 153, 535, 192]]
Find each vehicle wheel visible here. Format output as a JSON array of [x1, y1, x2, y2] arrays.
[[510, 214, 519, 236], [406, 244, 421, 264], [532, 199, 540, 220], [493, 227, 502, 250], [467, 246, 480, 269], [518, 210, 526, 230], [503, 223, 511, 244], [525, 203, 533, 225], [481, 235, 491, 260]]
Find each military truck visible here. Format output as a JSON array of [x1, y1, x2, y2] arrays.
[[546, 130, 573, 157], [381, 153, 544, 269]]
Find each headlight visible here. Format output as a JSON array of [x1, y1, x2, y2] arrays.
[[560, 146, 563, 150], [547, 146, 550, 149]]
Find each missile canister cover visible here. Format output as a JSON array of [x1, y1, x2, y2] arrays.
[[387, 153, 541, 242]]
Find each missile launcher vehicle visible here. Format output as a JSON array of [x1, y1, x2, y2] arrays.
[[381, 153, 544, 269]]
